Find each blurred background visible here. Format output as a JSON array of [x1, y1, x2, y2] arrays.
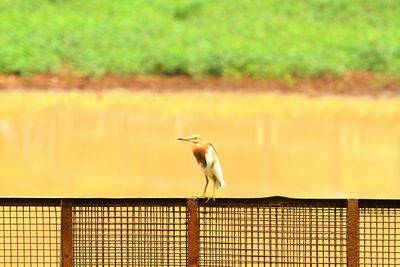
[[0, 0, 399, 198]]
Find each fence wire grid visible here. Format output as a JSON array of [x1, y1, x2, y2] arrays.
[[360, 200, 400, 267], [199, 199, 347, 266], [0, 197, 400, 266], [0, 199, 60, 266], [72, 202, 187, 266]]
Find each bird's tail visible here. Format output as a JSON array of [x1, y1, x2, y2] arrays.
[[217, 176, 226, 189]]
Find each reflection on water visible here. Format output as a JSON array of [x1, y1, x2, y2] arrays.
[[0, 91, 399, 198]]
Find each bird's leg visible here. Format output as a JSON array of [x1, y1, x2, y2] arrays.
[[202, 176, 209, 198], [207, 183, 217, 203], [212, 183, 216, 201]]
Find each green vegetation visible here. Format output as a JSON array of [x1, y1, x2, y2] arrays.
[[0, 0, 400, 78]]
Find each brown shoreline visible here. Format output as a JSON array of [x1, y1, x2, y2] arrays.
[[0, 72, 399, 97]]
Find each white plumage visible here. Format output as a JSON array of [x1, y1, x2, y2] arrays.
[[204, 145, 225, 189]]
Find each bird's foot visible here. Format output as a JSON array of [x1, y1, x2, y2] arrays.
[[201, 193, 208, 199], [206, 196, 216, 203]]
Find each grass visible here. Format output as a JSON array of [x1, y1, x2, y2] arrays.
[[0, 0, 400, 78]]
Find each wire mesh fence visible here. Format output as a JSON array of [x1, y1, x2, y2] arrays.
[[359, 200, 400, 267], [0, 198, 400, 266], [198, 199, 347, 266], [0, 199, 60, 266], [71, 200, 187, 266]]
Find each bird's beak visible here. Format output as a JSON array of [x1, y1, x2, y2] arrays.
[[177, 136, 191, 141]]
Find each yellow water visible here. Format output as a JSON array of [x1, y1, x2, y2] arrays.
[[0, 90, 399, 198]]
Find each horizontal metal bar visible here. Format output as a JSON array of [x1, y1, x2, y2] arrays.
[[2, 197, 400, 208], [0, 197, 348, 207], [0, 198, 61, 206], [359, 199, 400, 208], [0, 198, 189, 206], [69, 198, 188, 206], [198, 196, 348, 207]]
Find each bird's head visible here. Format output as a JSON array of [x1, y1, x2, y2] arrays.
[[177, 134, 202, 144]]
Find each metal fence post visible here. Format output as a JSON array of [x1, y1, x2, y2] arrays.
[[187, 198, 200, 267], [347, 199, 359, 267], [61, 199, 73, 267]]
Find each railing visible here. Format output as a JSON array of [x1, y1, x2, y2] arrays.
[[0, 197, 399, 266]]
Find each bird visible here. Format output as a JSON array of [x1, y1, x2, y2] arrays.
[[177, 134, 226, 201]]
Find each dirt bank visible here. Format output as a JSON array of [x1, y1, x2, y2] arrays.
[[0, 72, 399, 96]]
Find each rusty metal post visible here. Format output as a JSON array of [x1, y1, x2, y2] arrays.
[[187, 198, 199, 267], [347, 199, 359, 267], [61, 199, 73, 267]]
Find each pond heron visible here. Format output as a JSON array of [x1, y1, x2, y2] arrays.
[[178, 134, 226, 201]]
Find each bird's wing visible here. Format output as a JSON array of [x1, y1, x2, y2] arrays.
[[207, 142, 219, 158], [206, 143, 226, 188]]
